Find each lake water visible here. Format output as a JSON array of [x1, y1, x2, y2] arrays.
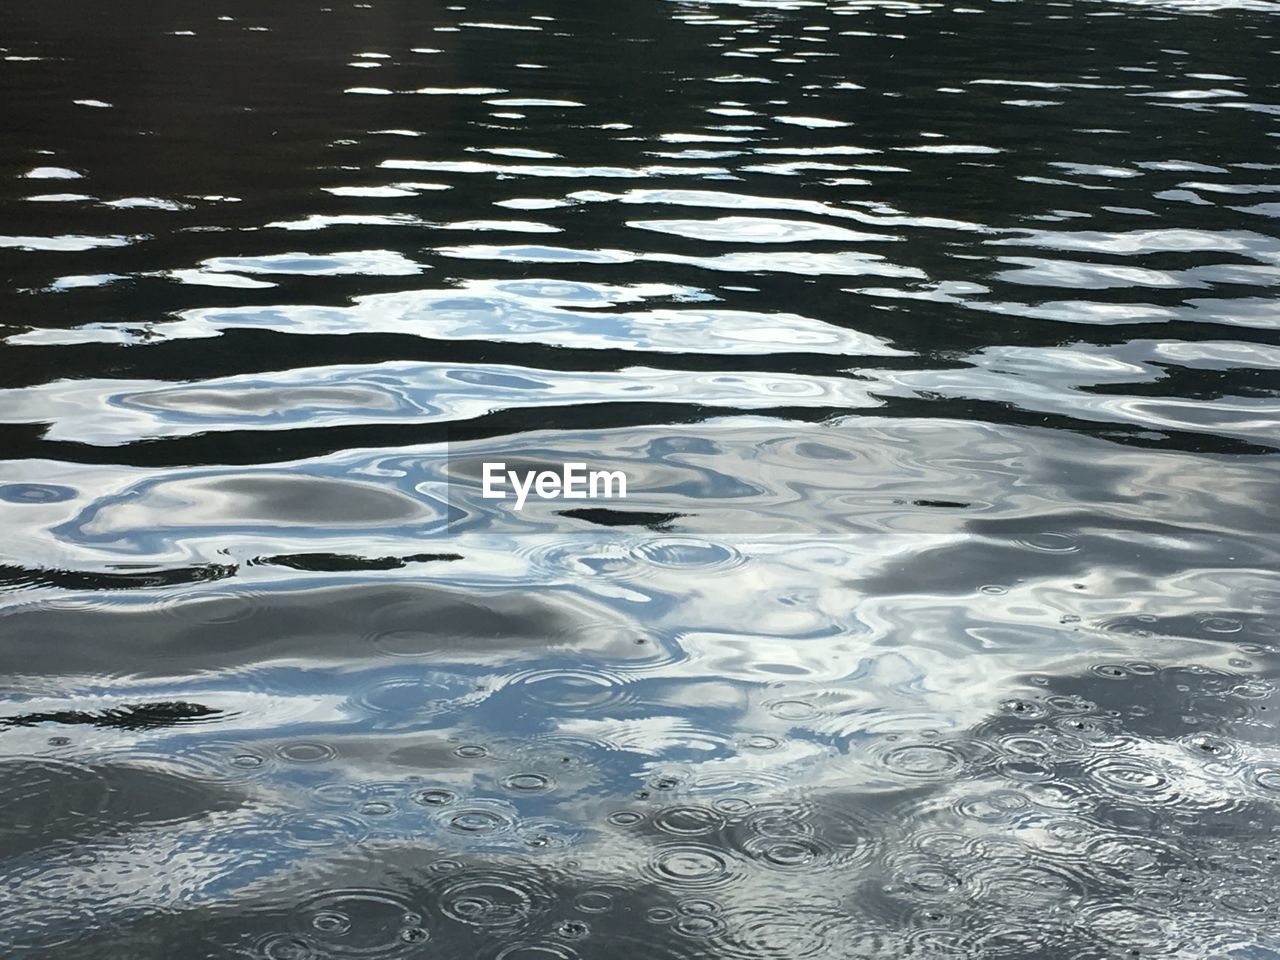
[[2, 0, 1280, 956]]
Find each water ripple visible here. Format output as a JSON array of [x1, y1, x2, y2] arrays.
[[2, 0, 1279, 956]]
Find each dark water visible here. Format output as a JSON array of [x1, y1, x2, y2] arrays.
[[3, 0, 1280, 956]]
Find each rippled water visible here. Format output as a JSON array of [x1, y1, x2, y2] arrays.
[[3, 0, 1280, 956]]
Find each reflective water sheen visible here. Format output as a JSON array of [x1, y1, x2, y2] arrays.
[[2, 0, 1280, 956]]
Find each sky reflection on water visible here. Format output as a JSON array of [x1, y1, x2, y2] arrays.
[[1, 0, 1279, 955]]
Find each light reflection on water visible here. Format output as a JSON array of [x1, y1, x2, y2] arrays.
[[1, 0, 1279, 955]]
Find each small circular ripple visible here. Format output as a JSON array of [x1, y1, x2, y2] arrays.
[[680, 898, 721, 917], [1084, 754, 1180, 806], [439, 872, 554, 929], [1097, 614, 1162, 638], [642, 843, 737, 890], [1015, 532, 1078, 553], [1247, 765, 1280, 794], [713, 797, 753, 815], [1034, 817, 1096, 857], [1022, 779, 1092, 813], [352, 676, 460, 718], [645, 769, 690, 793], [256, 933, 313, 959], [441, 799, 518, 836], [231, 752, 271, 772], [630, 538, 745, 572], [1051, 714, 1124, 747], [167, 590, 265, 627], [1186, 694, 1255, 723], [1077, 902, 1183, 954], [741, 833, 834, 870], [723, 798, 879, 870], [883, 852, 962, 901], [766, 699, 821, 721], [575, 932, 700, 960], [1178, 733, 1240, 763], [497, 944, 578, 960], [276, 812, 369, 849], [1215, 883, 1277, 921], [674, 912, 725, 939], [172, 739, 278, 783], [964, 858, 1085, 910], [716, 900, 861, 960], [994, 755, 1056, 783], [573, 890, 615, 914], [517, 817, 583, 850], [1000, 697, 1050, 719], [955, 790, 1031, 824], [507, 667, 634, 713], [293, 888, 419, 955], [315, 780, 382, 808], [1201, 615, 1244, 634], [880, 742, 966, 781], [913, 924, 988, 959], [1090, 662, 1133, 680], [449, 809, 510, 834], [276, 741, 339, 764], [997, 734, 1054, 760], [606, 809, 644, 826], [969, 923, 1072, 960], [652, 804, 726, 837], [556, 918, 591, 938], [503, 772, 554, 793], [0, 483, 77, 503], [1082, 833, 1197, 886], [732, 802, 811, 836], [369, 628, 442, 659], [911, 830, 970, 861]]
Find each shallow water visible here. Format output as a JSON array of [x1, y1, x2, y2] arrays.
[[2, 0, 1280, 956]]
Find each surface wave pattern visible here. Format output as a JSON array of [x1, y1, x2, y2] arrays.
[[1, 0, 1279, 956]]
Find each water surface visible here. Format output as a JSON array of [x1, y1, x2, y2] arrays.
[[2, 0, 1280, 956]]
